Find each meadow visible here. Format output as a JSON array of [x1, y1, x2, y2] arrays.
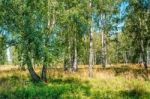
[[0, 65, 150, 99]]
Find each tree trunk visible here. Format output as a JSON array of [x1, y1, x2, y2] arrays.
[[124, 51, 128, 65], [88, 0, 93, 77], [6, 47, 13, 64], [64, 38, 71, 71], [141, 40, 148, 69], [41, 58, 47, 82], [101, 12, 107, 68], [101, 30, 107, 68], [26, 54, 41, 82], [89, 30, 93, 77], [139, 17, 148, 69], [64, 58, 69, 71], [72, 40, 78, 71]]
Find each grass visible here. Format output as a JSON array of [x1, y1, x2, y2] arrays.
[[0, 66, 150, 99]]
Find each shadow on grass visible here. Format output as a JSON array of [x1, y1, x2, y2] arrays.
[[91, 89, 150, 99], [120, 89, 150, 99]]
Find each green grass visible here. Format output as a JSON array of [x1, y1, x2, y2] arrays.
[[0, 68, 150, 99]]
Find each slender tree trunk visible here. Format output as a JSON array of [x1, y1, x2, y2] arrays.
[[6, 47, 13, 64], [88, 0, 93, 77], [64, 37, 71, 71], [64, 58, 68, 71], [41, 57, 47, 82], [89, 28, 93, 77], [139, 17, 148, 69], [72, 39, 78, 71], [140, 40, 148, 69], [124, 51, 128, 65], [26, 53, 41, 82], [101, 13, 107, 68], [41, 65, 47, 82], [101, 30, 107, 68]]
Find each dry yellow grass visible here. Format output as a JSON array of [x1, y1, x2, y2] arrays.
[[1, 65, 150, 99], [0, 65, 19, 71], [0, 64, 150, 79]]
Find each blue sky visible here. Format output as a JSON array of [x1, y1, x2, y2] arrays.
[[114, 1, 129, 33]]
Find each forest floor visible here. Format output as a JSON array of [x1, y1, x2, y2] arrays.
[[0, 65, 150, 99]]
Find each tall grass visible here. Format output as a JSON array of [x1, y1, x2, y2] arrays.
[[0, 67, 150, 99]]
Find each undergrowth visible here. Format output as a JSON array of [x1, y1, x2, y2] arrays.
[[0, 68, 150, 99]]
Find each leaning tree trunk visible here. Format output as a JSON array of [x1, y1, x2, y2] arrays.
[[26, 53, 41, 82]]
